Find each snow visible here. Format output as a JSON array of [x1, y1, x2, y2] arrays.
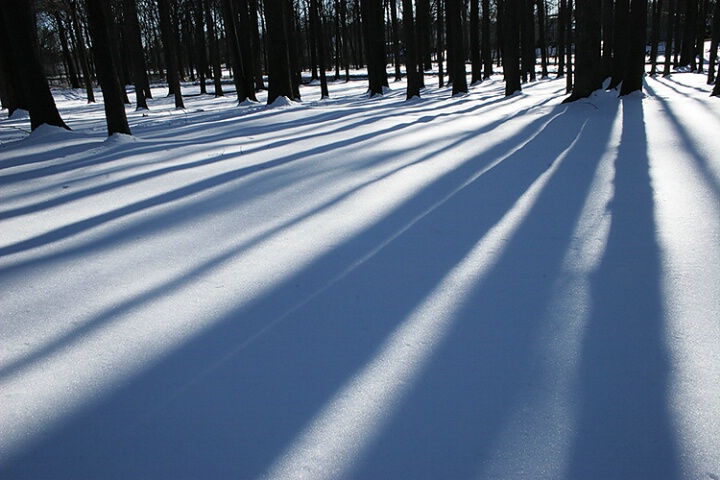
[[1, 72, 719, 479]]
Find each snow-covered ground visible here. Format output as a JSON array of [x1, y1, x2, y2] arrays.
[[1, 72, 719, 479]]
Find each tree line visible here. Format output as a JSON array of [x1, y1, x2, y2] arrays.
[[1, 0, 719, 135]]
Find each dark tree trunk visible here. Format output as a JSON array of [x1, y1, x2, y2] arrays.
[[122, 0, 149, 110], [482, 0, 493, 78], [470, 0, 482, 83], [158, 0, 185, 108], [609, 0, 630, 89], [537, 0, 549, 77], [362, 0, 388, 96], [708, 0, 720, 84], [85, 0, 131, 135], [503, 0, 522, 95], [265, 0, 294, 103], [520, 0, 535, 82], [649, 0, 664, 75], [416, 0, 432, 70], [620, 0, 648, 95], [447, 0, 469, 94], [248, 0, 266, 90], [390, 0, 402, 81], [663, 0, 676, 75], [311, 0, 330, 98], [438, 0, 445, 87], [557, 0, 566, 76], [564, 0, 602, 102], [696, 0, 709, 73], [194, 0, 208, 94], [70, 0, 95, 103], [402, 0, 422, 98], [204, 0, 224, 96], [602, 0, 614, 79], [712, 68, 720, 96], [52, 10, 81, 88], [679, 0, 698, 69], [0, 0, 69, 130], [566, 0, 573, 93]]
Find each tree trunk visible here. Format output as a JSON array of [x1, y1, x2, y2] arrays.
[[447, 0, 469, 94], [265, 0, 294, 103], [311, 0, 330, 98], [438, 0, 445, 87], [557, 0, 566, 77], [537, 0, 549, 77], [620, 0, 648, 95], [69, 0, 95, 103], [85, 0, 131, 135], [649, 0, 664, 75], [52, 10, 81, 88], [158, 0, 185, 108], [470, 0, 482, 83], [564, 0, 602, 101], [0, 0, 69, 130], [663, 0, 676, 75], [122, 0, 149, 110], [708, 0, 720, 84], [609, 0, 629, 89], [389, 0, 402, 80], [362, 0, 387, 96], [204, 0, 224, 96], [481, 0, 494, 78], [503, 0, 522, 95], [402, 0, 422, 98], [601, 0, 614, 79], [679, 0, 698, 69]]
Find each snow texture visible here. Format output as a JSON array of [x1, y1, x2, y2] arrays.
[[1, 72, 719, 480]]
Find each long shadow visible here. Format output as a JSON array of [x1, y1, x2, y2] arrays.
[[566, 97, 680, 479], [347, 96, 621, 480], [1, 102, 590, 479], [0, 90, 546, 261], [645, 81, 720, 202], [0, 96, 561, 383]]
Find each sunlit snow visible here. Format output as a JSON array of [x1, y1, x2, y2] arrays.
[[1, 72, 719, 479]]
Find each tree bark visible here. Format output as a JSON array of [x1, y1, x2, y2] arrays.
[[564, 0, 602, 102], [708, 0, 720, 84], [265, 0, 294, 103], [447, 0, 469, 94], [663, 0, 676, 75], [361, 0, 388, 96], [482, 0, 494, 78], [158, 0, 185, 108], [122, 0, 149, 110], [620, 0, 648, 95], [0, 0, 69, 130], [85, 0, 131, 135], [503, 0, 522, 95], [402, 0, 422, 98]]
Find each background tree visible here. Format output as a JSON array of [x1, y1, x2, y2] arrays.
[[481, 0, 493, 79], [361, 0, 387, 95], [564, 0, 602, 102], [122, 0, 150, 110], [502, 0, 522, 95], [265, 0, 295, 103], [447, 0, 469, 94], [620, 0, 648, 95], [0, 0, 69, 130], [85, 0, 131, 135], [158, 0, 185, 108], [402, 0, 422, 98], [708, 0, 720, 85]]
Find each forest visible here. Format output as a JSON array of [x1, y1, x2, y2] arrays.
[[1, 0, 719, 135], [2, 1, 720, 479]]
